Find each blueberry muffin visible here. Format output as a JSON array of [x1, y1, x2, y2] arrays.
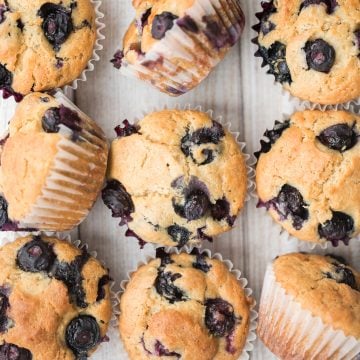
[[0, 0, 97, 100], [119, 249, 254, 359], [111, 0, 245, 96], [0, 92, 108, 231], [0, 234, 112, 359], [253, 0, 360, 105], [102, 110, 248, 247], [258, 253, 360, 359], [256, 110, 360, 246]]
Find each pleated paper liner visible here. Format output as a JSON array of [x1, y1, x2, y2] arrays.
[[117, 247, 258, 360], [258, 264, 360, 360], [119, 0, 245, 96]]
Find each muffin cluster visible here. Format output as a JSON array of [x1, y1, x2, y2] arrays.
[[253, 0, 360, 105]]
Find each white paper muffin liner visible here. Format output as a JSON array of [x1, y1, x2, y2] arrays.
[[106, 103, 255, 250], [252, 3, 360, 112], [119, 0, 245, 96], [252, 105, 360, 250], [258, 264, 360, 360], [3, 91, 108, 232], [117, 247, 258, 360]]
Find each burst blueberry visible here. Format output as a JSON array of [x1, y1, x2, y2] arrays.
[[325, 264, 357, 290], [167, 225, 191, 247], [151, 12, 178, 40], [300, 0, 338, 14], [0, 343, 32, 360], [304, 39, 335, 73], [318, 124, 357, 152], [155, 271, 186, 303]]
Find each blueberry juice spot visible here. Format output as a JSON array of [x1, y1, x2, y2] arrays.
[[304, 39, 335, 73], [102, 180, 134, 224], [325, 264, 357, 290], [256, 42, 292, 84], [114, 120, 139, 138], [300, 0, 338, 14], [155, 271, 186, 303], [16, 237, 56, 273], [205, 298, 237, 337], [151, 12, 178, 40], [253, 0, 277, 36], [318, 211, 354, 246], [177, 16, 199, 33], [111, 50, 124, 70], [317, 124, 357, 152], [51, 248, 90, 308], [255, 120, 290, 159], [66, 315, 100, 357], [0, 196, 9, 228], [0, 343, 32, 360], [258, 184, 309, 230], [154, 341, 181, 358], [96, 275, 111, 302], [38, 3, 73, 50], [167, 225, 191, 247], [0, 4, 9, 25]]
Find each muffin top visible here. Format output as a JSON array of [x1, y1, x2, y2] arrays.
[[103, 110, 247, 247], [0, 92, 108, 231], [0, 235, 112, 359], [0, 0, 97, 98], [256, 110, 360, 245], [119, 249, 253, 360], [254, 0, 360, 105], [273, 253, 360, 339]]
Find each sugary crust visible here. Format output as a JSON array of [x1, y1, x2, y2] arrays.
[[256, 110, 360, 243], [119, 252, 253, 360], [273, 253, 360, 338], [0, 235, 112, 359], [0, 92, 108, 231], [256, 0, 360, 104], [108, 110, 247, 246], [0, 0, 97, 95]]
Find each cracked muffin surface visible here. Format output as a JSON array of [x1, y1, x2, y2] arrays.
[[0, 0, 97, 98], [256, 109, 360, 245], [119, 249, 254, 360], [273, 253, 360, 338], [253, 0, 360, 105], [0, 92, 108, 232], [0, 234, 112, 359], [102, 109, 248, 247]]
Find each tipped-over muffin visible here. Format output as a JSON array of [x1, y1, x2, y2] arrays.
[[102, 109, 248, 247], [0, 92, 108, 232], [0, 234, 112, 359]]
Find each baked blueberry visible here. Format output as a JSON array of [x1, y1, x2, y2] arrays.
[[38, 3, 73, 50], [0, 290, 9, 333], [256, 42, 292, 84], [177, 16, 199, 33], [111, 50, 124, 69], [183, 190, 211, 221], [154, 341, 181, 358], [205, 298, 236, 337], [211, 198, 230, 222], [192, 253, 212, 273], [167, 225, 191, 247], [66, 315, 100, 356], [151, 12, 178, 40], [300, 0, 338, 14], [325, 264, 357, 290], [155, 271, 187, 303], [42, 105, 82, 134], [96, 275, 111, 302], [355, 30, 360, 53], [16, 237, 56, 273], [0, 343, 32, 360], [52, 249, 90, 308], [0, 4, 9, 25], [318, 211, 354, 245], [0, 65, 12, 88], [102, 180, 135, 222], [0, 196, 9, 228], [317, 124, 357, 152], [114, 120, 139, 138], [304, 39, 335, 73]]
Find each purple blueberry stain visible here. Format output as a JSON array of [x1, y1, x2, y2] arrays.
[[355, 30, 360, 56], [66, 315, 100, 358], [156, 248, 173, 267], [177, 16, 199, 33], [258, 184, 309, 230], [300, 0, 338, 14], [102, 180, 135, 223], [55, 56, 64, 69], [0, 286, 10, 333], [125, 228, 147, 249], [225, 332, 237, 354], [325, 264, 357, 290], [255, 120, 290, 159], [151, 12, 178, 40], [192, 252, 212, 273], [197, 227, 213, 242], [317, 123, 357, 152], [318, 211, 354, 246], [111, 50, 124, 69], [0, 343, 32, 360], [96, 275, 111, 302], [154, 341, 181, 358], [167, 225, 191, 247], [137, 7, 152, 34], [0, 4, 9, 25], [114, 120, 139, 138], [205, 298, 237, 337], [304, 39, 335, 73], [38, 3, 73, 51]]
